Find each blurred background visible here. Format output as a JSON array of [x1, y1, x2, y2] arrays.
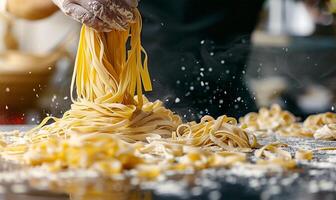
[[0, 0, 335, 124], [248, 0, 336, 119]]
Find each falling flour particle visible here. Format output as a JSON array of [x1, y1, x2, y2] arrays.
[[52, 95, 57, 102]]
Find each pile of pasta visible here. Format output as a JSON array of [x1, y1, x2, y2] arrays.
[[240, 104, 336, 139], [0, 10, 258, 178], [305, 113, 336, 140], [21, 115, 255, 177], [23, 133, 248, 178], [239, 104, 296, 132]]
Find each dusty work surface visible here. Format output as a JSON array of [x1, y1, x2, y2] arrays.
[[0, 126, 336, 200]]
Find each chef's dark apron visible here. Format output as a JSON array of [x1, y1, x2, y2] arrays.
[[139, 0, 264, 121]]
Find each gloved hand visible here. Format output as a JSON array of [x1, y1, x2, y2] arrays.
[[52, 0, 138, 31]]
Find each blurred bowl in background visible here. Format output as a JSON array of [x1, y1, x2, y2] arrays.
[[0, 49, 65, 112]]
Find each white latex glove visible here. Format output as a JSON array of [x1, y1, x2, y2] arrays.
[[52, 0, 138, 32]]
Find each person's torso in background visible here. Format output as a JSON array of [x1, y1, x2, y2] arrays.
[[141, 0, 264, 47], [139, 0, 264, 120]]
